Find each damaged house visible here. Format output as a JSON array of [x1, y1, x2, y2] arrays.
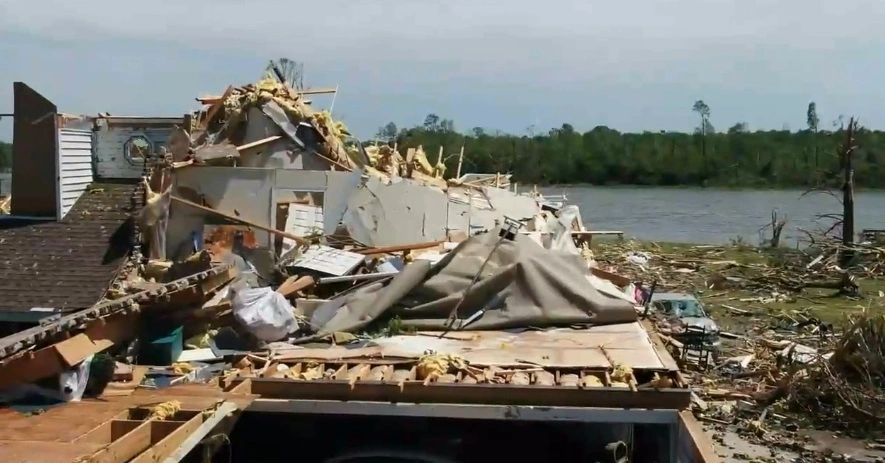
[[0, 68, 717, 463]]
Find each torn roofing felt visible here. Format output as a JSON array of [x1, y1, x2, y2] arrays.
[[0, 181, 139, 313], [310, 229, 637, 335]]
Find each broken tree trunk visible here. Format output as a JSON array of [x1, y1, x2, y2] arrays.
[[840, 118, 858, 267], [771, 210, 786, 248]]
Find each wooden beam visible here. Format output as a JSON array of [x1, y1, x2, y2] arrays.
[[455, 145, 465, 179], [298, 87, 338, 95], [236, 135, 282, 152], [200, 85, 232, 130], [130, 415, 202, 463], [239, 378, 691, 410], [311, 149, 354, 172], [276, 276, 316, 298], [172, 196, 310, 246], [354, 240, 445, 255], [678, 410, 722, 463], [196, 87, 335, 105]]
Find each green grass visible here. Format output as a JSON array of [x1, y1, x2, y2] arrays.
[[592, 239, 885, 330]]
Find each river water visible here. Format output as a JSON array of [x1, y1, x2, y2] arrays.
[[542, 186, 885, 245]]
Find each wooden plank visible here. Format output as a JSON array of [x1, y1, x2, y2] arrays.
[[0, 441, 106, 463], [200, 85, 232, 129], [0, 344, 66, 390], [298, 87, 338, 95], [130, 416, 202, 463], [590, 267, 631, 287], [678, 410, 721, 463], [80, 420, 153, 463], [354, 240, 445, 255], [276, 275, 316, 298], [0, 333, 107, 389], [236, 135, 282, 152], [240, 378, 690, 410], [0, 403, 126, 443]]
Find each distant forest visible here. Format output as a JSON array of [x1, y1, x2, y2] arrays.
[[2, 101, 883, 188], [379, 102, 885, 188]]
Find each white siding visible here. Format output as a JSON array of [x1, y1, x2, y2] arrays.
[[94, 126, 174, 179], [57, 129, 94, 219]]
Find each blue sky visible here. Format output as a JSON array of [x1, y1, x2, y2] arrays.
[[2, 0, 884, 141]]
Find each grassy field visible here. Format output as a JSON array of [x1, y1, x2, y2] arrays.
[[592, 239, 885, 332]]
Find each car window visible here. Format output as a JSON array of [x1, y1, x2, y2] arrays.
[[673, 299, 704, 317]]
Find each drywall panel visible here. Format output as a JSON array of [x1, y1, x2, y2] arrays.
[[274, 169, 328, 190], [343, 178, 448, 247], [168, 167, 274, 259]]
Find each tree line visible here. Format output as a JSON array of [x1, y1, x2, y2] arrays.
[[375, 102, 885, 188]]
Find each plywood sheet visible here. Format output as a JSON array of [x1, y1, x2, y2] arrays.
[[287, 245, 364, 276], [273, 322, 667, 370]]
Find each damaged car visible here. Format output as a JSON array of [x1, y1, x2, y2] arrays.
[[650, 292, 721, 354]]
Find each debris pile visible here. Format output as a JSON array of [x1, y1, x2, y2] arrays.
[[2, 62, 881, 461], [789, 312, 885, 432], [688, 311, 884, 454], [187, 76, 359, 170], [594, 239, 882, 297]]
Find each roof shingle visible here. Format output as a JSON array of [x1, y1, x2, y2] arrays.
[[0, 181, 140, 313]]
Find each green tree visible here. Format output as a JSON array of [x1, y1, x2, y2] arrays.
[[375, 122, 398, 141], [692, 100, 712, 177], [389, 115, 882, 189], [423, 114, 440, 131]]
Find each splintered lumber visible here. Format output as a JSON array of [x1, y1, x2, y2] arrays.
[[354, 240, 446, 255], [276, 275, 316, 298], [201, 85, 233, 129], [172, 195, 309, 246], [198, 87, 337, 104], [236, 135, 282, 152], [310, 148, 354, 172], [298, 87, 338, 95]]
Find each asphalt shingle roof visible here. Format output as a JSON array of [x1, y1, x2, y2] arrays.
[[0, 181, 140, 313]]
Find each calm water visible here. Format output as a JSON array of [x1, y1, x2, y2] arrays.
[[542, 186, 885, 245]]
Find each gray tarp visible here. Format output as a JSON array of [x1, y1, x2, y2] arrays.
[[311, 230, 637, 336]]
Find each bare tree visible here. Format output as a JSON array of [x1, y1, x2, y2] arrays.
[[839, 117, 859, 266], [759, 209, 787, 248]]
